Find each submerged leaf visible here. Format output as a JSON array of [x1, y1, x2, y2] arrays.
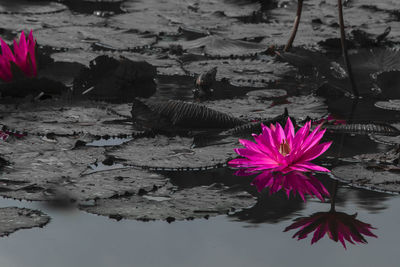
[[132, 99, 245, 130], [324, 123, 400, 136]]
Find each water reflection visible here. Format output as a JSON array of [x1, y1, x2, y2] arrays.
[[249, 171, 329, 201], [285, 182, 378, 249]]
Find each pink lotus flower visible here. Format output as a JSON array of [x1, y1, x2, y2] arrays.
[[0, 30, 37, 82], [229, 118, 332, 173], [250, 171, 330, 201], [284, 211, 377, 249]]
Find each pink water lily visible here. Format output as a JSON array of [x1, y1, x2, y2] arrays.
[[250, 171, 330, 202], [284, 211, 377, 249], [0, 30, 37, 82], [229, 118, 332, 173]]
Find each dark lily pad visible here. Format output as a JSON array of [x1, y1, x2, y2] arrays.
[[0, 207, 50, 237], [157, 35, 268, 57], [204, 95, 326, 121], [324, 123, 400, 136], [0, 1, 67, 14], [370, 124, 400, 145], [332, 163, 400, 194], [107, 135, 237, 170], [0, 145, 105, 200], [81, 183, 256, 221], [183, 57, 293, 87], [61, 168, 168, 201], [0, 100, 136, 136], [121, 52, 186, 76], [35, 26, 156, 50], [0, 134, 169, 202], [352, 147, 400, 164], [246, 89, 287, 99]]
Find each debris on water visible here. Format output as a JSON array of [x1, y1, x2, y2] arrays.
[[193, 67, 217, 99]]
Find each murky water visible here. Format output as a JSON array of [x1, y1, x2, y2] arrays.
[[0, 184, 397, 267]]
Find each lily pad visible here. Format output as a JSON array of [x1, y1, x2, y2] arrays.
[[81, 183, 256, 221], [0, 1, 67, 14], [375, 99, 400, 111], [0, 100, 136, 136], [332, 163, 400, 194], [246, 89, 287, 99], [370, 123, 400, 145], [107, 135, 238, 170], [183, 57, 293, 88], [157, 35, 268, 57], [204, 95, 326, 121], [61, 168, 168, 201], [0, 146, 105, 201], [35, 26, 156, 50], [0, 207, 50, 237]]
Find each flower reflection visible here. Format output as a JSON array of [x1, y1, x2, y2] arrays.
[[229, 118, 332, 173], [284, 182, 377, 249], [248, 170, 329, 202], [0, 30, 37, 82], [284, 211, 377, 249]]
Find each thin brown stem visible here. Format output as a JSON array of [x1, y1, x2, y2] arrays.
[[330, 180, 339, 212], [338, 0, 359, 97], [284, 0, 303, 52]]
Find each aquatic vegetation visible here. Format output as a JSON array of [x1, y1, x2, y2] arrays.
[[229, 118, 332, 173], [0, 30, 37, 82], [250, 171, 330, 201], [285, 210, 377, 249]]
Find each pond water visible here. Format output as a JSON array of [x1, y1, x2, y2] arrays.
[[0, 182, 397, 267]]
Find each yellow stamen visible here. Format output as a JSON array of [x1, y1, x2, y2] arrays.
[[279, 140, 291, 156]]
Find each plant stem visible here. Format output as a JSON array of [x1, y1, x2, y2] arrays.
[[338, 0, 359, 97], [330, 180, 339, 212], [284, 0, 303, 52]]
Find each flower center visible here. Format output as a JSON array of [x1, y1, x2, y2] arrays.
[[279, 140, 291, 156]]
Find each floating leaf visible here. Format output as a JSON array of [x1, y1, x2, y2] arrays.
[[157, 35, 268, 57], [0, 100, 136, 136], [81, 183, 256, 221], [375, 99, 400, 111], [333, 163, 400, 194], [0, 207, 50, 237], [107, 135, 237, 170], [183, 57, 293, 88]]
